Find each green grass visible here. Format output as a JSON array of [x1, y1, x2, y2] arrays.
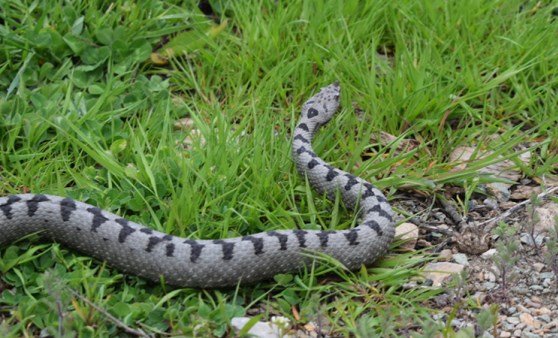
[[1, 0, 557, 336]]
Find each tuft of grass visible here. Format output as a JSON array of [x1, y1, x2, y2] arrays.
[[1, 0, 557, 336]]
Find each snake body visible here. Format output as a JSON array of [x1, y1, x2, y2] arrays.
[[0, 82, 394, 288]]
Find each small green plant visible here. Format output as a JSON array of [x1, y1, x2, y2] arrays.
[[446, 269, 469, 304], [525, 193, 543, 253], [409, 318, 445, 338], [543, 217, 558, 288], [490, 222, 520, 301], [476, 303, 499, 337]]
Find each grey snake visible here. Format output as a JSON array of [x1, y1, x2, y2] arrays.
[[0, 82, 395, 288]]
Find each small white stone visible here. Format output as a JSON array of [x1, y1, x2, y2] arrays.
[[506, 316, 520, 325], [481, 248, 498, 259], [519, 313, 540, 329], [231, 317, 292, 338], [422, 262, 465, 287], [452, 253, 469, 266], [395, 222, 419, 251], [532, 263, 545, 272]]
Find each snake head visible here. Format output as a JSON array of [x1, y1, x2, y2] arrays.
[[302, 81, 341, 125]]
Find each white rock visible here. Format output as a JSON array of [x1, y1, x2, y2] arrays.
[[452, 253, 469, 266], [520, 232, 545, 246], [395, 222, 419, 251], [231, 317, 292, 338], [481, 248, 498, 259], [422, 262, 465, 287], [519, 313, 540, 329], [506, 316, 520, 325], [532, 263, 545, 273], [535, 202, 558, 232]]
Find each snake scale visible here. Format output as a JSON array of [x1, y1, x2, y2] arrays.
[[0, 82, 395, 288]]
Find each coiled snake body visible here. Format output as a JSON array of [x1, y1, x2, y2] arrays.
[[0, 82, 394, 288]]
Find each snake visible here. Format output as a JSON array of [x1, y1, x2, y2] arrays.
[[0, 82, 395, 288]]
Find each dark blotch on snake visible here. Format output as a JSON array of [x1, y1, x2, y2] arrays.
[[267, 231, 289, 250], [165, 243, 175, 257], [87, 207, 109, 232], [307, 107, 319, 118], [213, 240, 235, 260], [363, 220, 383, 236], [60, 198, 77, 222], [297, 123, 309, 132], [316, 230, 336, 247], [307, 159, 319, 169], [0, 195, 21, 219], [27, 194, 49, 217], [115, 218, 135, 243], [293, 230, 308, 248], [344, 174, 359, 191], [344, 229, 360, 245], [242, 236, 264, 255], [294, 134, 310, 143], [367, 204, 393, 221], [326, 168, 339, 181], [146, 236, 163, 252], [184, 239, 204, 263]]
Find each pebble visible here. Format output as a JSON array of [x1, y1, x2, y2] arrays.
[[519, 313, 539, 328], [540, 272, 554, 280], [438, 249, 453, 261], [230, 316, 292, 338], [529, 285, 543, 292], [395, 222, 419, 251], [539, 315, 551, 323], [520, 233, 545, 247], [532, 263, 545, 272], [481, 248, 498, 259], [483, 197, 499, 209], [512, 286, 530, 295], [535, 307, 551, 315], [485, 282, 497, 290], [452, 253, 469, 265], [507, 316, 520, 324], [485, 271, 497, 282], [422, 262, 465, 287]]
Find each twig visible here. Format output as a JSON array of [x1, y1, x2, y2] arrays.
[[420, 223, 455, 237], [55, 293, 64, 337], [66, 287, 152, 338], [478, 185, 558, 233]]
